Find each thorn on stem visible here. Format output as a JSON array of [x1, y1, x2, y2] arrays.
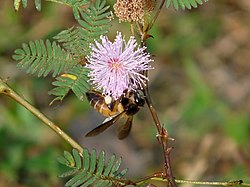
[[156, 126, 168, 143], [167, 147, 174, 154]]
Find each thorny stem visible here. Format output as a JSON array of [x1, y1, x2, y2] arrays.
[[138, 1, 177, 186], [143, 85, 176, 187], [0, 78, 83, 153]]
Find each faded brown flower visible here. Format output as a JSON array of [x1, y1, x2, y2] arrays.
[[114, 0, 155, 23], [144, 0, 156, 11]]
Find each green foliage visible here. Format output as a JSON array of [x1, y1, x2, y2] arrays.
[[54, 0, 89, 7], [54, 0, 112, 57], [13, 0, 41, 11], [166, 0, 209, 10], [58, 149, 128, 187], [0, 102, 61, 186], [224, 113, 250, 146], [13, 40, 78, 78], [12, 0, 111, 102], [13, 0, 90, 11], [48, 64, 90, 102]]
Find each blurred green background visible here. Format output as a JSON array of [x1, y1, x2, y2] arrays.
[[0, 0, 250, 186]]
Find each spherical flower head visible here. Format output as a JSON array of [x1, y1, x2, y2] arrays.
[[113, 0, 145, 23], [113, 0, 156, 23], [86, 32, 153, 99]]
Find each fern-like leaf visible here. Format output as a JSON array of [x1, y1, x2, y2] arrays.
[[13, 39, 79, 77], [58, 149, 129, 187], [166, 0, 209, 10], [13, 0, 111, 102], [47, 0, 90, 20], [13, 0, 41, 11], [52, 0, 89, 7], [54, 0, 112, 57], [54, 27, 86, 58], [48, 64, 90, 103]]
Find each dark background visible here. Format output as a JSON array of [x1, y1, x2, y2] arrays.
[[0, 0, 249, 186]]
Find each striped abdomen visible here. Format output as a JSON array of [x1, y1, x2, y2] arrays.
[[86, 91, 121, 117]]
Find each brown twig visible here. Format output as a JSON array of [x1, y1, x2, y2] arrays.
[[0, 78, 83, 153], [146, 0, 166, 32], [143, 86, 177, 187], [136, 1, 177, 186]]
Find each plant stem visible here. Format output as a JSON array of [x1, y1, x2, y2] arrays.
[[152, 177, 249, 186], [137, 174, 250, 186], [139, 1, 177, 185], [143, 86, 177, 187], [0, 78, 83, 153], [174, 179, 244, 186], [147, 0, 166, 32]]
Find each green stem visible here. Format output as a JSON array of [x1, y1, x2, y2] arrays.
[[187, 179, 250, 186], [45, 0, 70, 6], [0, 78, 83, 153], [141, 176, 250, 186], [174, 179, 244, 186]]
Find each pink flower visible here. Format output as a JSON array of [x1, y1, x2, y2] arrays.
[[86, 32, 153, 99]]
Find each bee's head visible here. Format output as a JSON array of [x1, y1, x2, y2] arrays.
[[120, 89, 145, 107], [133, 90, 145, 107]]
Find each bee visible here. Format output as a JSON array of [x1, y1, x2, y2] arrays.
[[85, 89, 145, 139]]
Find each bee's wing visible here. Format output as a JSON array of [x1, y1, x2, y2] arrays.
[[85, 112, 124, 137], [117, 116, 133, 140], [102, 117, 112, 124]]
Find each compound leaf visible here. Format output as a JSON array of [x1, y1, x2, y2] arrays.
[[13, 40, 78, 78], [48, 64, 90, 103], [54, 0, 111, 57], [166, 0, 208, 10], [58, 149, 129, 187]]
